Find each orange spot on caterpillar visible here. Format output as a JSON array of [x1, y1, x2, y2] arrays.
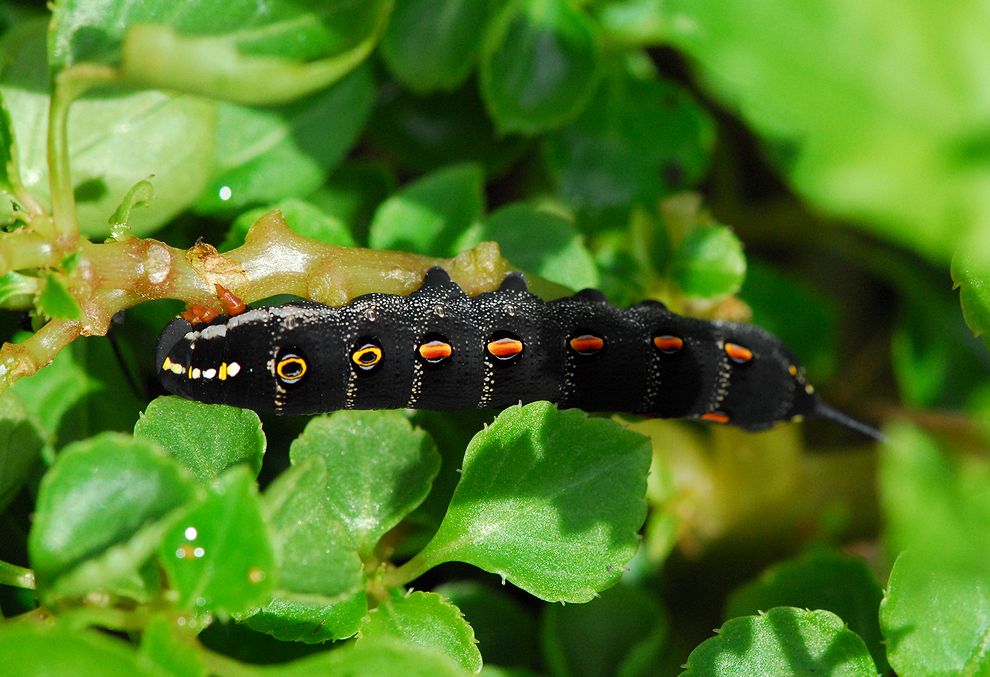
[[653, 335, 684, 353], [569, 334, 605, 355], [180, 305, 219, 325], [724, 342, 753, 363], [419, 340, 453, 363], [701, 412, 730, 424], [215, 284, 247, 317], [487, 337, 523, 360]]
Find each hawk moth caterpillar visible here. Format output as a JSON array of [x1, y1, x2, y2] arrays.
[[156, 267, 881, 438]]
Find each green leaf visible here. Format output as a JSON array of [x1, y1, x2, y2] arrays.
[[381, 0, 490, 93], [139, 614, 208, 677], [0, 622, 166, 676], [10, 335, 144, 448], [435, 580, 540, 670], [247, 593, 369, 644], [368, 82, 531, 177], [368, 163, 485, 256], [595, 0, 669, 47], [407, 402, 651, 603], [158, 466, 276, 617], [290, 411, 441, 556], [1, 21, 215, 237], [668, 224, 746, 299], [265, 636, 469, 677], [38, 274, 84, 321], [455, 203, 599, 291], [0, 391, 44, 511], [480, 0, 601, 134], [134, 397, 264, 481], [726, 550, 887, 675], [307, 161, 396, 245], [262, 456, 363, 598], [224, 198, 355, 251], [541, 584, 668, 677], [662, 0, 990, 261], [682, 607, 877, 677], [741, 260, 838, 382], [880, 423, 990, 562], [52, 2, 391, 104], [195, 63, 374, 214], [0, 89, 20, 197], [28, 433, 198, 594], [951, 230, 990, 350], [358, 590, 482, 673], [246, 457, 367, 642], [878, 424, 990, 676], [881, 549, 990, 677], [545, 69, 714, 219]]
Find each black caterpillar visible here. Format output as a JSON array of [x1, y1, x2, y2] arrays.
[[156, 267, 880, 438]]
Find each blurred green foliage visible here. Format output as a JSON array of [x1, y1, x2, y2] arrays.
[[0, 0, 987, 675]]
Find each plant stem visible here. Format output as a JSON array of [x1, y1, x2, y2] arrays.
[[47, 65, 119, 241], [0, 560, 35, 589], [0, 319, 81, 391]]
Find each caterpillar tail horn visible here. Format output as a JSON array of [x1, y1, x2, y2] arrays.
[[812, 401, 885, 442]]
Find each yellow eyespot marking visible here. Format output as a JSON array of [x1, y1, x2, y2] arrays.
[[487, 336, 523, 360], [805, 384, 815, 395], [788, 364, 799, 377], [353, 344, 383, 370], [277, 355, 308, 383], [170, 362, 184, 375], [653, 335, 684, 354], [569, 334, 605, 355], [724, 342, 754, 363], [219, 362, 228, 380], [419, 340, 453, 363], [187, 366, 193, 379], [701, 412, 730, 424], [162, 356, 173, 371]]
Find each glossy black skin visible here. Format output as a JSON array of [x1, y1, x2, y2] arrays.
[[157, 268, 819, 429]]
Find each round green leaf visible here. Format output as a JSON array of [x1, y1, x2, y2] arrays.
[[359, 591, 482, 673], [455, 203, 599, 291], [726, 550, 887, 674], [368, 163, 485, 256], [881, 549, 990, 677], [541, 584, 668, 677], [139, 614, 207, 677], [28, 432, 197, 589], [134, 396, 265, 481], [662, 0, 990, 261], [1, 21, 215, 237], [951, 231, 990, 350], [381, 0, 490, 93], [194, 63, 374, 214], [367, 82, 531, 177], [262, 457, 363, 597], [289, 411, 441, 556], [409, 402, 651, 603], [269, 636, 469, 677], [0, 391, 44, 511], [0, 622, 165, 677], [668, 225, 746, 299], [11, 335, 144, 448], [545, 70, 714, 217], [247, 592, 369, 644], [682, 607, 878, 676], [481, 0, 601, 134], [158, 466, 276, 617], [254, 456, 367, 642]]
